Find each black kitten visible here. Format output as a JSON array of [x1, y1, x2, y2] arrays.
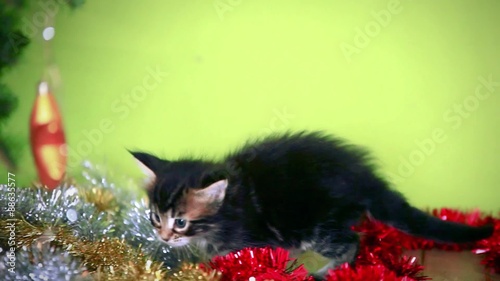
[[131, 131, 494, 278]]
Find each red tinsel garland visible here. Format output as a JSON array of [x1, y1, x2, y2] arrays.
[[326, 263, 418, 281], [208, 247, 314, 281], [473, 216, 500, 274], [205, 208, 500, 280]]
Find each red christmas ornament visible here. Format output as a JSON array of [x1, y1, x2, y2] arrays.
[[30, 81, 67, 189]]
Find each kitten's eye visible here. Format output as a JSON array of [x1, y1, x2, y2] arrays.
[[174, 219, 187, 228], [150, 212, 161, 227]]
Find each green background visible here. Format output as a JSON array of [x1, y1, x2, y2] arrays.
[[2, 0, 499, 211]]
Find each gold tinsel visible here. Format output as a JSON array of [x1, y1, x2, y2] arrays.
[[0, 218, 167, 281], [78, 238, 166, 281], [79, 186, 118, 213], [168, 263, 221, 281]]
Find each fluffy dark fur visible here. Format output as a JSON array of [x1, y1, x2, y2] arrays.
[[131, 131, 494, 278]]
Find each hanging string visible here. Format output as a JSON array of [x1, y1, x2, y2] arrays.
[[41, 12, 62, 92]]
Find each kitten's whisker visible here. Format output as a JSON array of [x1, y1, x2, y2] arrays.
[[176, 245, 191, 262], [184, 246, 192, 260]]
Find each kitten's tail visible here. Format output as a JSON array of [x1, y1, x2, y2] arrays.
[[367, 187, 494, 243]]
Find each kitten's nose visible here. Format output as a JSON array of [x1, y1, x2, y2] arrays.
[[159, 229, 174, 241]]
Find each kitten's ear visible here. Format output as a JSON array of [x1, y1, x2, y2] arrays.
[[194, 179, 228, 209], [129, 151, 164, 190]]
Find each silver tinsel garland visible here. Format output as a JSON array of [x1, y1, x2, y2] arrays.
[[0, 244, 90, 281], [0, 183, 114, 241], [119, 199, 183, 270], [0, 162, 185, 280]]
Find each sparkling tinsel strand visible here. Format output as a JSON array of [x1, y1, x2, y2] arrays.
[[0, 219, 167, 280], [0, 243, 90, 281], [208, 247, 312, 281], [168, 263, 221, 281], [119, 198, 186, 270]]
